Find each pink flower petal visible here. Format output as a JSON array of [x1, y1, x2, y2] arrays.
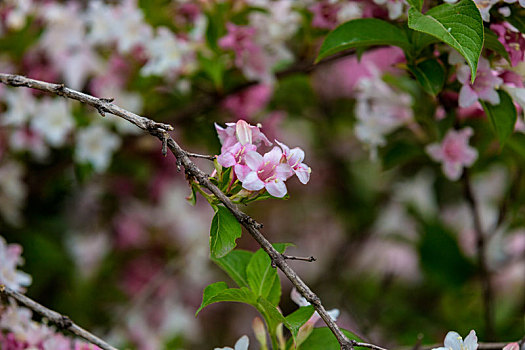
[[244, 151, 263, 170], [242, 172, 265, 191], [265, 179, 287, 198], [443, 161, 463, 181], [426, 143, 444, 161], [459, 85, 479, 108], [263, 146, 283, 165], [295, 164, 311, 184]]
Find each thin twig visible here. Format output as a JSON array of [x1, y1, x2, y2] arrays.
[[463, 170, 495, 340], [0, 73, 372, 350], [282, 254, 317, 262], [0, 284, 118, 350], [185, 152, 216, 160]]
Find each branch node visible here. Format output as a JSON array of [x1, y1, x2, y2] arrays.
[[57, 315, 73, 329]]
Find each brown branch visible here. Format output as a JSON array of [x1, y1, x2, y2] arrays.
[[0, 73, 372, 350], [185, 152, 216, 160], [0, 284, 118, 350], [281, 254, 317, 262], [463, 170, 495, 340]]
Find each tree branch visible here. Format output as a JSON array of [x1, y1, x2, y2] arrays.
[[0, 284, 118, 350], [0, 73, 373, 350]]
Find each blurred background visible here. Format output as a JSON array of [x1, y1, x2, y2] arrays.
[[0, 0, 524, 349]]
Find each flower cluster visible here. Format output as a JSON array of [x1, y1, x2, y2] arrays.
[[215, 120, 311, 198]]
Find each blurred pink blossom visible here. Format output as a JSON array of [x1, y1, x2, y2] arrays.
[[426, 127, 478, 181], [313, 47, 405, 99], [219, 23, 270, 82], [491, 22, 525, 66], [457, 58, 503, 108], [222, 84, 273, 119], [309, 1, 340, 29]]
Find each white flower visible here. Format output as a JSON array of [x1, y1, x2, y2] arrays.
[[354, 73, 413, 159], [141, 27, 193, 77], [0, 236, 32, 291], [30, 98, 74, 147], [75, 124, 121, 172], [433, 330, 478, 350], [0, 161, 28, 226], [214, 335, 250, 350], [1, 88, 37, 126]]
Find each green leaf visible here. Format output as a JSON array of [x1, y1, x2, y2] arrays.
[[409, 59, 445, 96], [316, 18, 411, 62], [297, 327, 361, 350], [406, 0, 423, 12], [246, 249, 278, 300], [209, 206, 242, 258], [212, 249, 253, 288], [408, 0, 483, 82], [246, 244, 290, 301], [266, 273, 282, 305], [483, 28, 511, 64], [285, 306, 315, 340], [196, 282, 257, 316], [480, 90, 517, 146], [256, 296, 289, 340]]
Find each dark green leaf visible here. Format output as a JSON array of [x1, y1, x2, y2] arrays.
[[316, 18, 411, 62], [196, 282, 257, 316], [209, 206, 242, 258], [298, 327, 361, 350], [409, 59, 445, 96], [483, 28, 511, 64], [408, 0, 483, 82], [266, 273, 282, 306], [480, 90, 517, 146], [212, 249, 253, 288], [285, 306, 315, 340]]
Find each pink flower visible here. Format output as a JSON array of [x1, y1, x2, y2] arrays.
[[457, 58, 503, 108], [218, 23, 259, 68], [309, 1, 340, 29], [215, 120, 272, 177], [215, 120, 271, 153], [426, 128, 478, 181], [218, 23, 270, 82], [491, 23, 525, 66], [241, 147, 293, 198], [222, 84, 273, 119], [502, 343, 520, 350], [275, 140, 311, 184]]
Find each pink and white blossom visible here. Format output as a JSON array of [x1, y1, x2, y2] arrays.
[[275, 140, 311, 184], [432, 330, 478, 350], [214, 335, 249, 350], [491, 22, 525, 66], [241, 147, 293, 198], [0, 237, 31, 292], [426, 128, 478, 181], [457, 58, 503, 108]]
